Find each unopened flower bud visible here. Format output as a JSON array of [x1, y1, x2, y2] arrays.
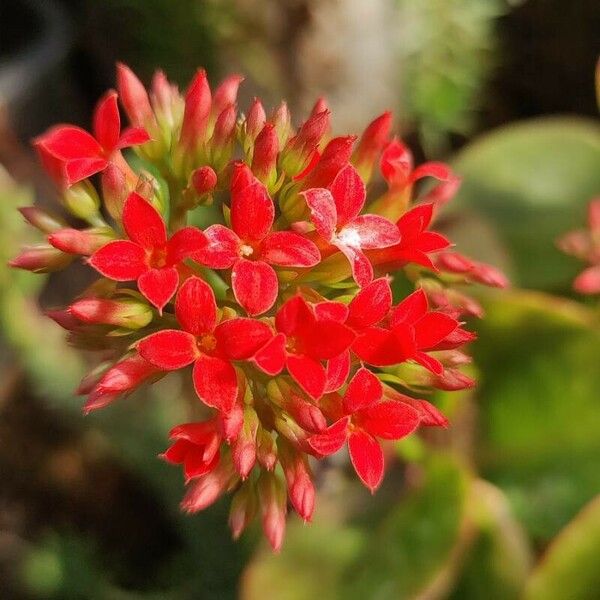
[[574, 265, 600, 295], [229, 481, 258, 540], [62, 180, 101, 222], [245, 98, 267, 142], [48, 227, 114, 255], [211, 105, 237, 168], [9, 245, 72, 272], [212, 74, 243, 119], [251, 123, 279, 187], [18, 206, 66, 233], [310, 97, 329, 118], [232, 406, 259, 479], [301, 135, 356, 189], [179, 69, 211, 151], [116, 62, 156, 129], [353, 111, 392, 182], [181, 453, 237, 514], [257, 471, 287, 552], [268, 380, 326, 433], [45, 307, 81, 331], [70, 297, 153, 329], [271, 101, 292, 147], [256, 427, 278, 471], [101, 163, 128, 221], [278, 439, 315, 522], [191, 165, 217, 197]]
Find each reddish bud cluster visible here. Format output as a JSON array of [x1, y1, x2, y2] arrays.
[[11, 64, 507, 551]]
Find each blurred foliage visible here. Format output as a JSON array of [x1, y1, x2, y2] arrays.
[[450, 117, 600, 293], [396, 0, 517, 154]]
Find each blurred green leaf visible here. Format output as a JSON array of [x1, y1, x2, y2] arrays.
[[451, 117, 600, 292], [473, 289, 600, 542], [523, 495, 600, 600]]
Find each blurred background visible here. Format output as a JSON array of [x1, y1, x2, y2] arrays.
[[1, 1, 599, 598]]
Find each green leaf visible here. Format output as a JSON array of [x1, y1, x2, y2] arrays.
[[472, 289, 600, 542], [524, 495, 600, 600], [450, 117, 600, 292]]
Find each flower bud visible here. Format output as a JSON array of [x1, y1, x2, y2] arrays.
[[310, 97, 329, 118], [181, 453, 238, 514], [151, 70, 183, 132], [274, 413, 308, 446], [212, 74, 243, 119], [574, 265, 600, 295], [278, 439, 315, 522], [62, 180, 101, 222], [219, 401, 245, 443], [245, 98, 267, 142], [268, 380, 326, 433], [271, 101, 292, 147], [211, 105, 237, 168], [251, 123, 279, 187], [18, 206, 66, 233], [380, 139, 413, 190], [229, 481, 258, 540], [470, 262, 509, 288], [101, 163, 128, 221], [232, 406, 259, 479], [116, 62, 156, 129], [256, 427, 278, 471], [301, 135, 356, 189], [46, 307, 81, 331], [435, 252, 475, 274], [9, 245, 72, 272], [179, 69, 211, 151], [48, 227, 114, 256], [353, 111, 392, 182], [257, 471, 287, 552], [191, 166, 218, 197], [70, 297, 153, 329]]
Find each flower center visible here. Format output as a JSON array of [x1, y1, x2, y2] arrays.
[[336, 227, 361, 248], [240, 244, 254, 257], [148, 246, 168, 268], [197, 333, 217, 354]]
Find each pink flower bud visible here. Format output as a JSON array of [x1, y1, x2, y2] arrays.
[[179, 69, 211, 150], [436, 252, 475, 274], [245, 98, 267, 142], [219, 402, 245, 443], [256, 428, 278, 471], [301, 135, 356, 189], [18, 206, 66, 233], [70, 297, 153, 329], [282, 391, 327, 434], [48, 228, 114, 256], [9, 245, 72, 272], [278, 440, 315, 522], [116, 62, 156, 129], [471, 262, 509, 288], [181, 453, 237, 514], [271, 101, 292, 146], [280, 110, 329, 177], [232, 407, 259, 479], [574, 264, 600, 295], [435, 368, 476, 391], [257, 471, 287, 552], [212, 74, 243, 118], [101, 163, 128, 221], [211, 105, 237, 149], [191, 166, 217, 196], [46, 307, 81, 331], [251, 123, 279, 185], [151, 70, 182, 129], [310, 97, 329, 117], [229, 482, 258, 540], [353, 111, 392, 182]]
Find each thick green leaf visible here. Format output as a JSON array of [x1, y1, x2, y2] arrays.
[[524, 495, 600, 600], [472, 289, 600, 542], [450, 118, 600, 291]]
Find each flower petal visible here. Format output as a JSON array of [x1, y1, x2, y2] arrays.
[[275, 295, 314, 336], [413, 312, 458, 349], [314, 301, 349, 323], [167, 226, 208, 264], [138, 330, 198, 370], [202, 224, 240, 269], [261, 231, 320, 267], [414, 351, 444, 375], [301, 320, 356, 361], [409, 161, 451, 183], [348, 430, 384, 492], [307, 416, 350, 456], [396, 203, 433, 235], [122, 192, 167, 250], [343, 215, 400, 250], [253, 333, 286, 375], [231, 180, 274, 241], [360, 400, 420, 440], [89, 240, 147, 281], [231, 258, 278, 316], [390, 288, 428, 327], [324, 351, 351, 393], [286, 354, 327, 400], [93, 90, 121, 152], [34, 125, 102, 160], [347, 277, 392, 329], [116, 126, 151, 149], [193, 355, 238, 412], [138, 267, 178, 312], [65, 157, 109, 184], [343, 367, 383, 414], [303, 188, 337, 240], [175, 276, 217, 335], [216, 318, 273, 360], [338, 244, 373, 287], [329, 164, 365, 226], [353, 326, 414, 366]]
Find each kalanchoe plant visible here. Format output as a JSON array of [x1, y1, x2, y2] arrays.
[[557, 198, 600, 295], [11, 64, 507, 552]]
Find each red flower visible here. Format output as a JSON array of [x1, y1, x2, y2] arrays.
[[308, 368, 421, 492], [34, 90, 149, 187], [202, 168, 320, 315], [352, 288, 459, 375], [303, 164, 400, 287], [89, 192, 208, 311], [138, 277, 273, 412], [253, 296, 355, 400], [369, 203, 450, 270], [161, 420, 222, 482]]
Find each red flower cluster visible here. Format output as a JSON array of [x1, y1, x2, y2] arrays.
[[11, 64, 507, 551], [557, 198, 600, 295]]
